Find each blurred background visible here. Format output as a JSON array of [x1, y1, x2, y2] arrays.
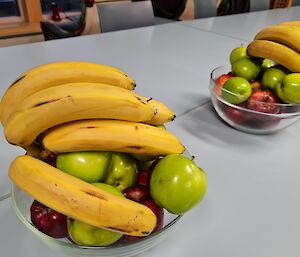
[[0, 0, 299, 47]]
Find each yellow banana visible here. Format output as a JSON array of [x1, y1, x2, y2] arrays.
[[133, 93, 175, 125], [9, 155, 156, 236], [0, 61, 135, 125], [42, 119, 184, 155], [4, 83, 154, 147], [279, 21, 300, 27], [246, 40, 300, 72], [145, 99, 175, 125], [254, 25, 300, 53]]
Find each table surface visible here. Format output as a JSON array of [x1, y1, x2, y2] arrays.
[[1, 6, 300, 257], [0, 22, 248, 198], [180, 6, 300, 41]]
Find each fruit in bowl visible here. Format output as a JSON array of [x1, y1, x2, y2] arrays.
[[210, 66, 300, 134], [209, 23, 300, 134], [1, 61, 207, 256]]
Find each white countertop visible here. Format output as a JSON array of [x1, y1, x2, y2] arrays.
[[180, 6, 300, 41], [167, 103, 300, 257], [2, 103, 300, 257], [0, 23, 248, 198], [1, 6, 300, 257]]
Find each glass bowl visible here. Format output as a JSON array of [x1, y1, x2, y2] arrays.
[[11, 183, 182, 257], [209, 66, 300, 134]]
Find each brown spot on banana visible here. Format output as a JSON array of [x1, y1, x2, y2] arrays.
[[33, 96, 72, 107], [83, 190, 108, 201], [9, 75, 26, 87]]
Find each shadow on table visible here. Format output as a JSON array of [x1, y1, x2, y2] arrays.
[[179, 102, 283, 147]]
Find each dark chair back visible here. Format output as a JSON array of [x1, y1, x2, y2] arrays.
[[250, 0, 270, 11], [96, 1, 155, 33], [151, 0, 187, 20], [195, 0, 217, 18]]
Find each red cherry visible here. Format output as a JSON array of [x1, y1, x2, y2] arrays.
[[30, 200, 68, 238], [247, 91, 279, 114]]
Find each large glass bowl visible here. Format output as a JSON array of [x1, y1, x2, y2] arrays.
[[209, 66, 300, 134], [11, 183, 181, 257]]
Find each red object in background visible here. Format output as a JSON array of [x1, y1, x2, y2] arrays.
[[51, 2, 61, 21], [85, 0, 95, 7], [30, 200, 68, 238]]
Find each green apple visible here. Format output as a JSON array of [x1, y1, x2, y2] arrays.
[[261, 59, 275, 70], [150, 154, 207, 215], [276, 73, 300, 103], [262, 67, 286, 90], [91, 182, 125, 197], [232, 58, 261, 81], [105, 153, 137, 191], [67, 183, 123, 246], [229, 45, 248, 64], [221, 77, 252, 104], [67, 220, 123, 246], [56, 152, 112, 183]]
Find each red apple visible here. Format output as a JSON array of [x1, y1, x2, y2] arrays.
[[247, 91, 279, 114], [250, 80, 262, 93], [224, 106, 247, 124], [214, 73, 233, 95], [136, 171, 150, 187], [142, 199, 164, 232], [30, 200, 68, 238], [123, 185, 150, 203]]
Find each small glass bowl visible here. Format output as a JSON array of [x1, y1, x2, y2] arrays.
[[209, 66, 300, 134], [11, 183, 182, 257]]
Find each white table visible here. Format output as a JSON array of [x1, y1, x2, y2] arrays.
[[180, 6, 300, 42], [167, 103, 300, 257], [0, 23, 248, 198], [2, 103, 300, 257]]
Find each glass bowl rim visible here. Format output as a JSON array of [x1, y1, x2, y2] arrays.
[[209, 65, 300, 118], [11, 182, 183, 250]]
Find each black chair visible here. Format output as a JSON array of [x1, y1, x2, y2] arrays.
[[96, 1, 156, 33], [194, 0, 217, 18], [151, 0, 187, 20], [217, 0, 250, 16], [250, 0, 270, 11], [40, 0, 87, 40], [292, 0, 300, 5]]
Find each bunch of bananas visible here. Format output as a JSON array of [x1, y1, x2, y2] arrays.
[[247, 21, 300, 72], [0, 61, 185, 237]]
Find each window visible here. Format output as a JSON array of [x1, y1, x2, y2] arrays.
[[40, 0, 81, 14], [0, 0, 24, 23], [0, 0, 20, 17]]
